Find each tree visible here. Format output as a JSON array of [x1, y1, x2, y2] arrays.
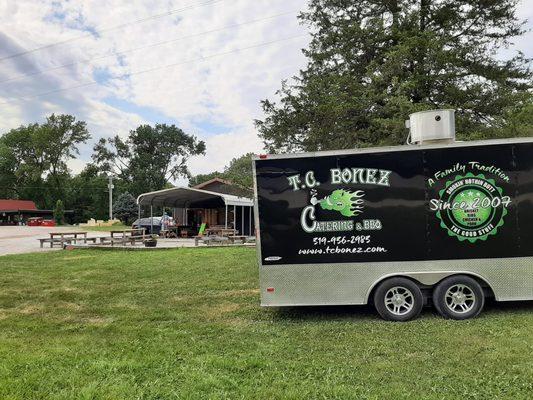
[[256, 0, 532, 152], [0, 139, 19, 200], [189, 153, 254, 196], [0, 114, 90, 207], [53, 200, 65, 225], [497, 96, 533, 138], [113, 192, 138, 225], [92, 124, 205, 196], [66, 164, 111, 223], [224, 153, 254, 189], [188, 171, 223, 187], [41, 114, 91, 192]]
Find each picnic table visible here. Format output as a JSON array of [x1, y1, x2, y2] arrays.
[[204, 227, 237, 237], [99, 228, 146, 246], [227, 235, 247, 244], [160, 226, 181, 238], [39, 231, 96, 248]]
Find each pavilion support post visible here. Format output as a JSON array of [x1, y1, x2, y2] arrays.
[[241, 206, 244, 236], [249, 207, 252, 236], [150, 205, 153, 234], [233, 205, 236, 232], [225, 205, 228, 229]]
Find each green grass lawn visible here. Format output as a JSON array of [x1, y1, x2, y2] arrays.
[[0, 248, 532, 399], [80, 224, 130, 232]]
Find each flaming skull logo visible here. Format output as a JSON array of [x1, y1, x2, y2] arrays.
[[318, 189, 365, 217]]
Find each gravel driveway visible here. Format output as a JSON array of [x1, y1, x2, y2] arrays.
[[0, 226, 100, 256]]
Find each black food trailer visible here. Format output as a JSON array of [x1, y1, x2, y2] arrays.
[[253, 114, 533, 321]]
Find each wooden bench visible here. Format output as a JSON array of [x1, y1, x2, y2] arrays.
[[228, 235, 247, 244], [195, 235, 230, 246], [98, 235, 145, 246], [38, 236, 98, 248], [38, 238, 72, 248], [92, 228, 146, 247]]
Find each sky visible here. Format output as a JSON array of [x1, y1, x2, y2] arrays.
[[0, 0, 532, 186]]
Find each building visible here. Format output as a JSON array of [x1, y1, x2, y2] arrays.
[[137, 178, 254, 236], [193, 177, 252, 198], [0, 199, 49, 225], [0, 199, 73, 225]]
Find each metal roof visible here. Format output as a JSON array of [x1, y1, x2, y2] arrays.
[[136, 187, 253, 208], [0, 199, 37, 211]]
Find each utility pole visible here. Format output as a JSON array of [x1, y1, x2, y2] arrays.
[[108, 175, 114, 221]]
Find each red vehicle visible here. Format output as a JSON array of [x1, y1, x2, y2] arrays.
[[27, 217, 56, 227], [27, 217, 43, 226], [41, 219, 56, 227]]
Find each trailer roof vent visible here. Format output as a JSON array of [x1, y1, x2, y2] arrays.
[[406, 109, 455, 145]]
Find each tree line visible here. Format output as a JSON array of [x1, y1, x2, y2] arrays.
[[256, 0, 532, 151], [0, 115, 252, 223]]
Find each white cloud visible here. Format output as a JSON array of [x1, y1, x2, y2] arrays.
[[0, 0, 310, 178], [0, 0, 531, 183]]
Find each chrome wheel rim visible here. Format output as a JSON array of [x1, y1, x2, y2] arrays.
[[445, 284, 476, 314], [384, 286, 414, 316]]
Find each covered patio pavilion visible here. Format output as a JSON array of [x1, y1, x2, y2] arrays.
[[136, 187, 254, 236]]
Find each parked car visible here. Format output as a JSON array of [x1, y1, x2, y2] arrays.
[[27, 217, 56, 227], [132, 217, 162, 235]]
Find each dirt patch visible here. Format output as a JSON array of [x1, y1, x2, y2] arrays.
[[85, 316, 113, 325], [43, 288, 85, 298], [202, 301, 242, 320], [59, 287, 83, 293], [61, 316, 113, 325], [220, 316, 255, 328], [112, 300, 143, 311], [17, 304, 42, 315], [57, 301, 83, 311], [171, 294, 196, 303], [217, 288, 260, 297]]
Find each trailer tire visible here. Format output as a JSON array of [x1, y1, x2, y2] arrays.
[[373, 278, 424, 322], [433, 275, 484, 320]]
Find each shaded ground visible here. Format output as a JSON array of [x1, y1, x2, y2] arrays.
[[0, 248, 532, 399]]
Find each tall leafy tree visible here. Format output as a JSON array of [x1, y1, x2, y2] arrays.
[[66, 164, 111, 223], [92, 124, 206, 196], [41, 114, 90, 189], [189, 153, 254, 196], [223, 153, 254, 190], [256, 0, 532, 152], [0, 114, 90, 206]]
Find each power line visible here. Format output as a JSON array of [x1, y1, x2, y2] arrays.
[[0, 34, 307, 105], [0, 10, 298, 85], [3, 186, 112, 189], [0, 0, 224, 63]]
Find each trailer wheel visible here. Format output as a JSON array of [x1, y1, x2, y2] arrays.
[[373, 278, 424, 322], [432, 275, 484, 320]]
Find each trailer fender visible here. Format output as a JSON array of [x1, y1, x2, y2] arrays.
[[364, 271, 495, 304]]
